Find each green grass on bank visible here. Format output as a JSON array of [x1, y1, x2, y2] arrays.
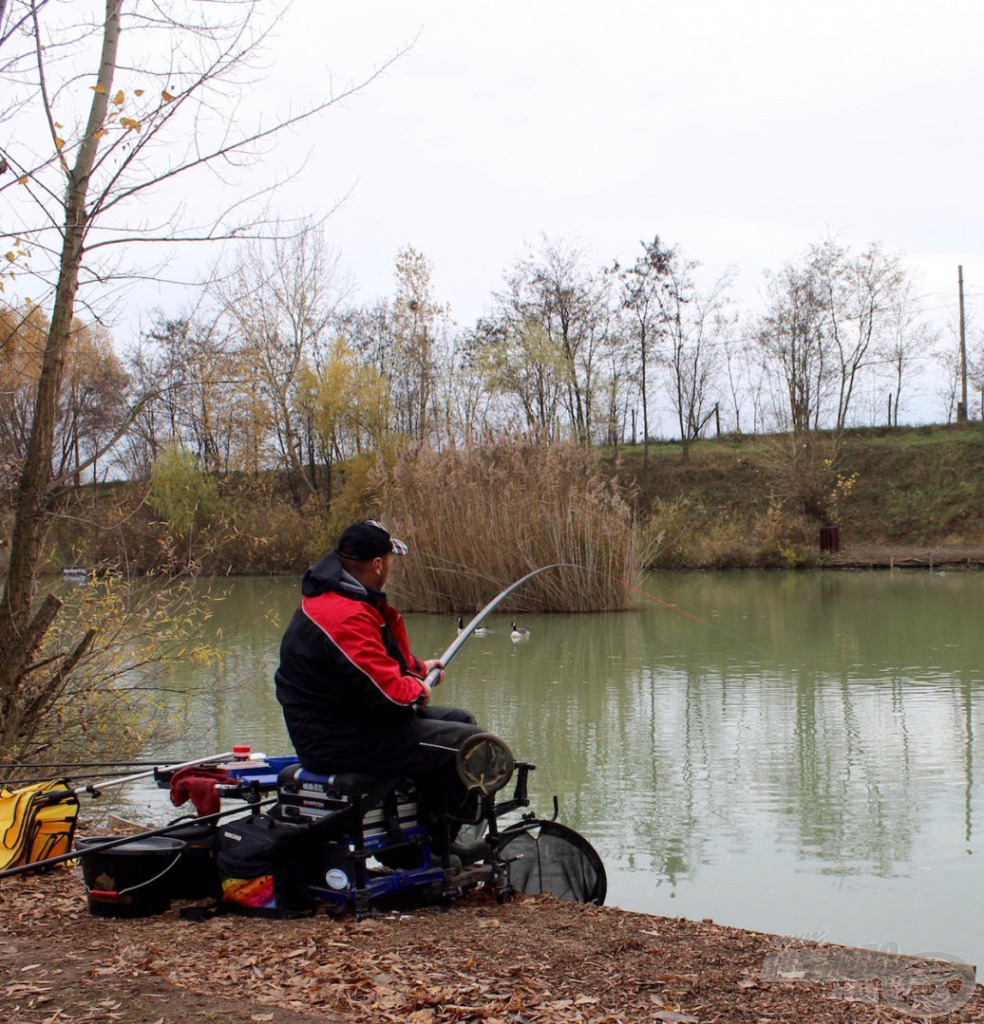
[[602, 424, 984, 567]]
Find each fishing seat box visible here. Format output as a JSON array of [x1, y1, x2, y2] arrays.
[[275, 765, 421, 850]]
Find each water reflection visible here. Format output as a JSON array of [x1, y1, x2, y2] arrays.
[[134, 569, 982, 964]]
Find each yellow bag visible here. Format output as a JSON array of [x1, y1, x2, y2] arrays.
[[0, 779, 79, 872]]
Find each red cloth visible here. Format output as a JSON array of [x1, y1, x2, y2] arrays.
[[168, 766, 234, 816]]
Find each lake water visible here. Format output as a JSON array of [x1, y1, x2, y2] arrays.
[[116, 569, 983, 969]]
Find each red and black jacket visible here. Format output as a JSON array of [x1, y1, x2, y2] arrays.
[[275, 550, 429, 774]]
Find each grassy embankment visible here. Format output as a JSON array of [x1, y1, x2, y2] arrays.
[[614, 423, 984, 568], [38, 423, 984, 580]]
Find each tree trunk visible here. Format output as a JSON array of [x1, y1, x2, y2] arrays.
[[0, 0, 121, 757]]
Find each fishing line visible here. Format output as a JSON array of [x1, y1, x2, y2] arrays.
[[575, 564, 774, 657], [611, 574, 710, 626], [599, 566, 772, 658]]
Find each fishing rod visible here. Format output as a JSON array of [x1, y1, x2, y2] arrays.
[[1, 769, 156, 789], [0, 759, 172, 770], [427, 563, 716, 692], [0, 796, 277, 882], [424, 563, 571, 689], [83, 750, 269, 796], [1, 751, 267, 796]]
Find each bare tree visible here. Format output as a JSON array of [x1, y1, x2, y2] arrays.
[[473, 315, 565, 436], [757, 256, 831, 434], [720, 314, 758, 435], [387, 246, 448, 442], [218, 223, 351, 505], [616, 236, 675, 475], [879, 282, 935, 427], [813, 240, 907, 431], [0, 0, 393, 761], [661, 259, 731, 460], [492, 237, 615, 443]]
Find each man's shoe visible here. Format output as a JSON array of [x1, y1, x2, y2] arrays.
[[456, 732, 514, 796]]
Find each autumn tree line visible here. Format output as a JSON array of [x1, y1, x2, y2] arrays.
[[3, 230, 980, 515]]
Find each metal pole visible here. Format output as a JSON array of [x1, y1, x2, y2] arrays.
[[84, 751, 247, 794], [958, 265, 968, 423]]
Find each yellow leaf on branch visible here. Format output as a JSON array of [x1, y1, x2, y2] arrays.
[[55, 138, 64, 150], [94, 129, 108, 139], [91, 83, 106, 94], [135, 89, 144, 97], [112, 90, 124, 105], [18, 176, 28, 185], [120, 118, 142, 132], [161, 90, 175, 103], [4, 253, 15, 263]]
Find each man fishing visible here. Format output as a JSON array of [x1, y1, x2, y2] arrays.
[[274, 519, 485, 813]]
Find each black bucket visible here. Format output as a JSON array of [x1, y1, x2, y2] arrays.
[[164, 821, 220, 899], [76, 836, 186, 918]]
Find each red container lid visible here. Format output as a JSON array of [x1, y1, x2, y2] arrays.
[[231, 744, 251, 758]]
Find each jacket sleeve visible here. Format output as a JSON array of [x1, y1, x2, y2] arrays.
[[303, 598, 427, 707], [385, 606, 426, 677]]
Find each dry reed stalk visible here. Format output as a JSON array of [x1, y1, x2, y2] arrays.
[[375, 437, 646, 613]]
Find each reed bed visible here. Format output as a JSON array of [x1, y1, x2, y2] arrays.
[[376, 437, 646, 613]]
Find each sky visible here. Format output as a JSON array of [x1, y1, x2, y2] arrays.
[[11, 0, 982, 423], [231, 0, 984, 340]]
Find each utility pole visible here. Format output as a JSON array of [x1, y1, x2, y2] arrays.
[[958, 265, 968, 423]]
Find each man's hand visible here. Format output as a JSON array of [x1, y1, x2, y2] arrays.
[[422, 658, 444, 686], [417, 680, 433, 706]]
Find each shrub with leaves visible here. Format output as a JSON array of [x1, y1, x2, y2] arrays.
[[4, 571, 221, 767], [148, 446, 219, 570]]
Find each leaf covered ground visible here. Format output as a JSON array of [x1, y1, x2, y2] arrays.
[[2, 864, 983, 1024]]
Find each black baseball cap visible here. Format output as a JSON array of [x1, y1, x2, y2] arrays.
[[337, 520, 408, 560]]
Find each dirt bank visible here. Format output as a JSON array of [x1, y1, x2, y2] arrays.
[[2, 866, 982, 1024], [827, 542, 984, 569]]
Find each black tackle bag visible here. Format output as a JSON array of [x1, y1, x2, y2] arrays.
[[215, 812, 315, 918]]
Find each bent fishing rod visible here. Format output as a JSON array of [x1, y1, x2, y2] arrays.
[[424, 563, 570, 689], [425, 562, 717, 693]]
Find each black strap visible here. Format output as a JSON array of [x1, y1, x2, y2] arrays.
[[381, 790, 403, 844]]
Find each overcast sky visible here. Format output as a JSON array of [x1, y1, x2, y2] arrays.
[[228, 0, 984, 336]]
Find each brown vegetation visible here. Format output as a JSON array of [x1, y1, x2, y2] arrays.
[[25, 425, 984, 585], [378, 437, 644, 614]]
